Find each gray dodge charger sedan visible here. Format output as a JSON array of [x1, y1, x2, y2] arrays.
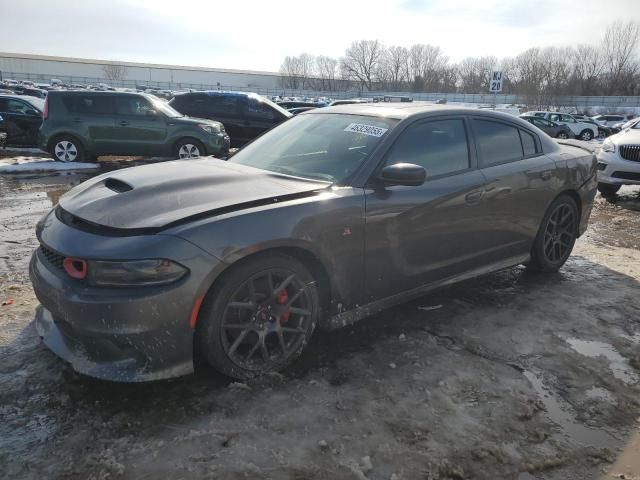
[[30, 104, 598, 382]]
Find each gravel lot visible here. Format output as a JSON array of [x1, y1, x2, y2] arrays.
[[0, 148, 639, 480]]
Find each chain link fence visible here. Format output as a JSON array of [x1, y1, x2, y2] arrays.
[[3, 71, 640, 109]]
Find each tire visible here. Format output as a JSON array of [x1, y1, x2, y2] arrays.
[[196, 253, 320, 379], [50, 136, 84, 162], [597, 183, 621, 196], [556, 131, 569, 139], [528, 195, 579, 272], [175, 138, 205, 159], [579, 129, 593, 141]]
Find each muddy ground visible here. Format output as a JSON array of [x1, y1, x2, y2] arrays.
[[0, 149, 639, 480]]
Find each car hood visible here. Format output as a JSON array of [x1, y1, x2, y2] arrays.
[[58, 159, 328, 231], [175, 116, 224, 128], [611, 127, 640, 144]]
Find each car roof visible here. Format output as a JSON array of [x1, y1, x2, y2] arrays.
[[305, 102, 522, 121], [47, 90, 148, 97], [0, 94, 43, 103]]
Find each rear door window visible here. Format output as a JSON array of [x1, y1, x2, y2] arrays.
[[62, 95, 115, 115], [473, 119, 523, 166]]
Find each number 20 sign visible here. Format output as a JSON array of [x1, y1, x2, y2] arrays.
[[489, 71, 503, 93]]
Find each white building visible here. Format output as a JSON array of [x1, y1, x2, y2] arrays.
[[0, 52, 282, 90]]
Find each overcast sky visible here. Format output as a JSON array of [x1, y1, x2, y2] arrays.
[[1, 0, 639, 71]]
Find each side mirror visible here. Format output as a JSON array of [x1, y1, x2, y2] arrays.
[[378, 163, 426, 187], [26, 109, 39, 116], [146, 109, 158, 116]]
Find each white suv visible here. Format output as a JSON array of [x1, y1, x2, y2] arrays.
[[596, 122, 640, 195], [592, 114, 626, 127], [524, 111, 598, 141]]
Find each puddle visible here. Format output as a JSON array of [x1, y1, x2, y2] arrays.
[[565, 338, 638, 384], [585, 387, 615, 403], [523, 370, 617, 447]]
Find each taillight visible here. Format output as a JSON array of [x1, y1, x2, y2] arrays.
[[43, 97, 49, 120]]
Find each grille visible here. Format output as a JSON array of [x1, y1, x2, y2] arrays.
[[619, 145, 640, 162], [40, 245, 65, 271], [611, 171, 640, 181]]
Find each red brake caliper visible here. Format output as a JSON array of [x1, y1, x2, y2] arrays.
[[276, 289, 290, 324]]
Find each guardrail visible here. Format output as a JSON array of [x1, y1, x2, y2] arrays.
[[2, 71, 640, 108]]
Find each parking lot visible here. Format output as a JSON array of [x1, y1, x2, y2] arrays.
[[0, 146, 638, 480]]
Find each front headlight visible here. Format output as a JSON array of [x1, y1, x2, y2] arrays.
[[86, 259, 188, 287], [198, 123, 222, 134], [602, 139, 616, 153]]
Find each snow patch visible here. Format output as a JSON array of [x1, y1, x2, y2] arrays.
[[0, 157, 99, 173]]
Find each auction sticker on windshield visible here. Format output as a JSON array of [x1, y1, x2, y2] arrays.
[[344, 123, 388, 137]]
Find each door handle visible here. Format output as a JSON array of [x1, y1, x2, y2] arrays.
[[465, 190, 484, 205], [71, 118, 82, 123], [119, 120, 129, 126], [485, 186, 512, 199], [540, 170, 553, 180]]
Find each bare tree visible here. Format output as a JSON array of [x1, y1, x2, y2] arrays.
[[570, 44, 605, 95], [315, 55, 338, 91], [379, 46, 409, 90], [340, 40, 384, 91], [602, 20, 640, 94], [279, 56, 303, 89], [458, 56, 497, 93], [102, 63, 127, 82]]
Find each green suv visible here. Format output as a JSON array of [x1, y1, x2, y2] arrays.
[[40, 91, 230, 162]]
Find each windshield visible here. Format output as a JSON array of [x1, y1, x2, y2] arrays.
[[229, 113, 397, 182], [150, 97, 183, 118], [630, 119, 640, 129]]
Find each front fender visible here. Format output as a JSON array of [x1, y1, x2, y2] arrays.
[[165, 188, 366, 313]]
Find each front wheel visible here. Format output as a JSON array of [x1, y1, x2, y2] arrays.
[[597, 183, 621, 196], [556, 131, 569, 139], [528, 195, 578, 272], [51, 137, 84, 162], [196, 253, 319, 379], [579, 129, 594, 141], [175, 139, 205, 159]]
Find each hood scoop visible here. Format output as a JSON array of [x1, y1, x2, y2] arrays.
[[104, 178, 133, 193]]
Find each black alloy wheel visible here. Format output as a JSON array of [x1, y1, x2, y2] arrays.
[[197, 254, 319, 379], [528, 195, 578, 272]]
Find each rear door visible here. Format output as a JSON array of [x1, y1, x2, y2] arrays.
[[0, 97, 41, 145], [112, 95, 168, 155], [60, 94, 116, 153], [364, 116, 490, 299], [471, 117, 559, 260]]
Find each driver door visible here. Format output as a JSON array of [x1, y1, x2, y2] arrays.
[[363, 116, 490, 300]]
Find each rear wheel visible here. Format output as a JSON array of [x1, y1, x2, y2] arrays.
[[579, 129, 593, 141], [197, 253, 319, 379], [175, 139, 205, 159], [51, 136, 84, 162], [597, 183, 621, 196], [528, 195, 578, 272]]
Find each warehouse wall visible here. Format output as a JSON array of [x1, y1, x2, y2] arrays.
[[0, 52, 281, 88]]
